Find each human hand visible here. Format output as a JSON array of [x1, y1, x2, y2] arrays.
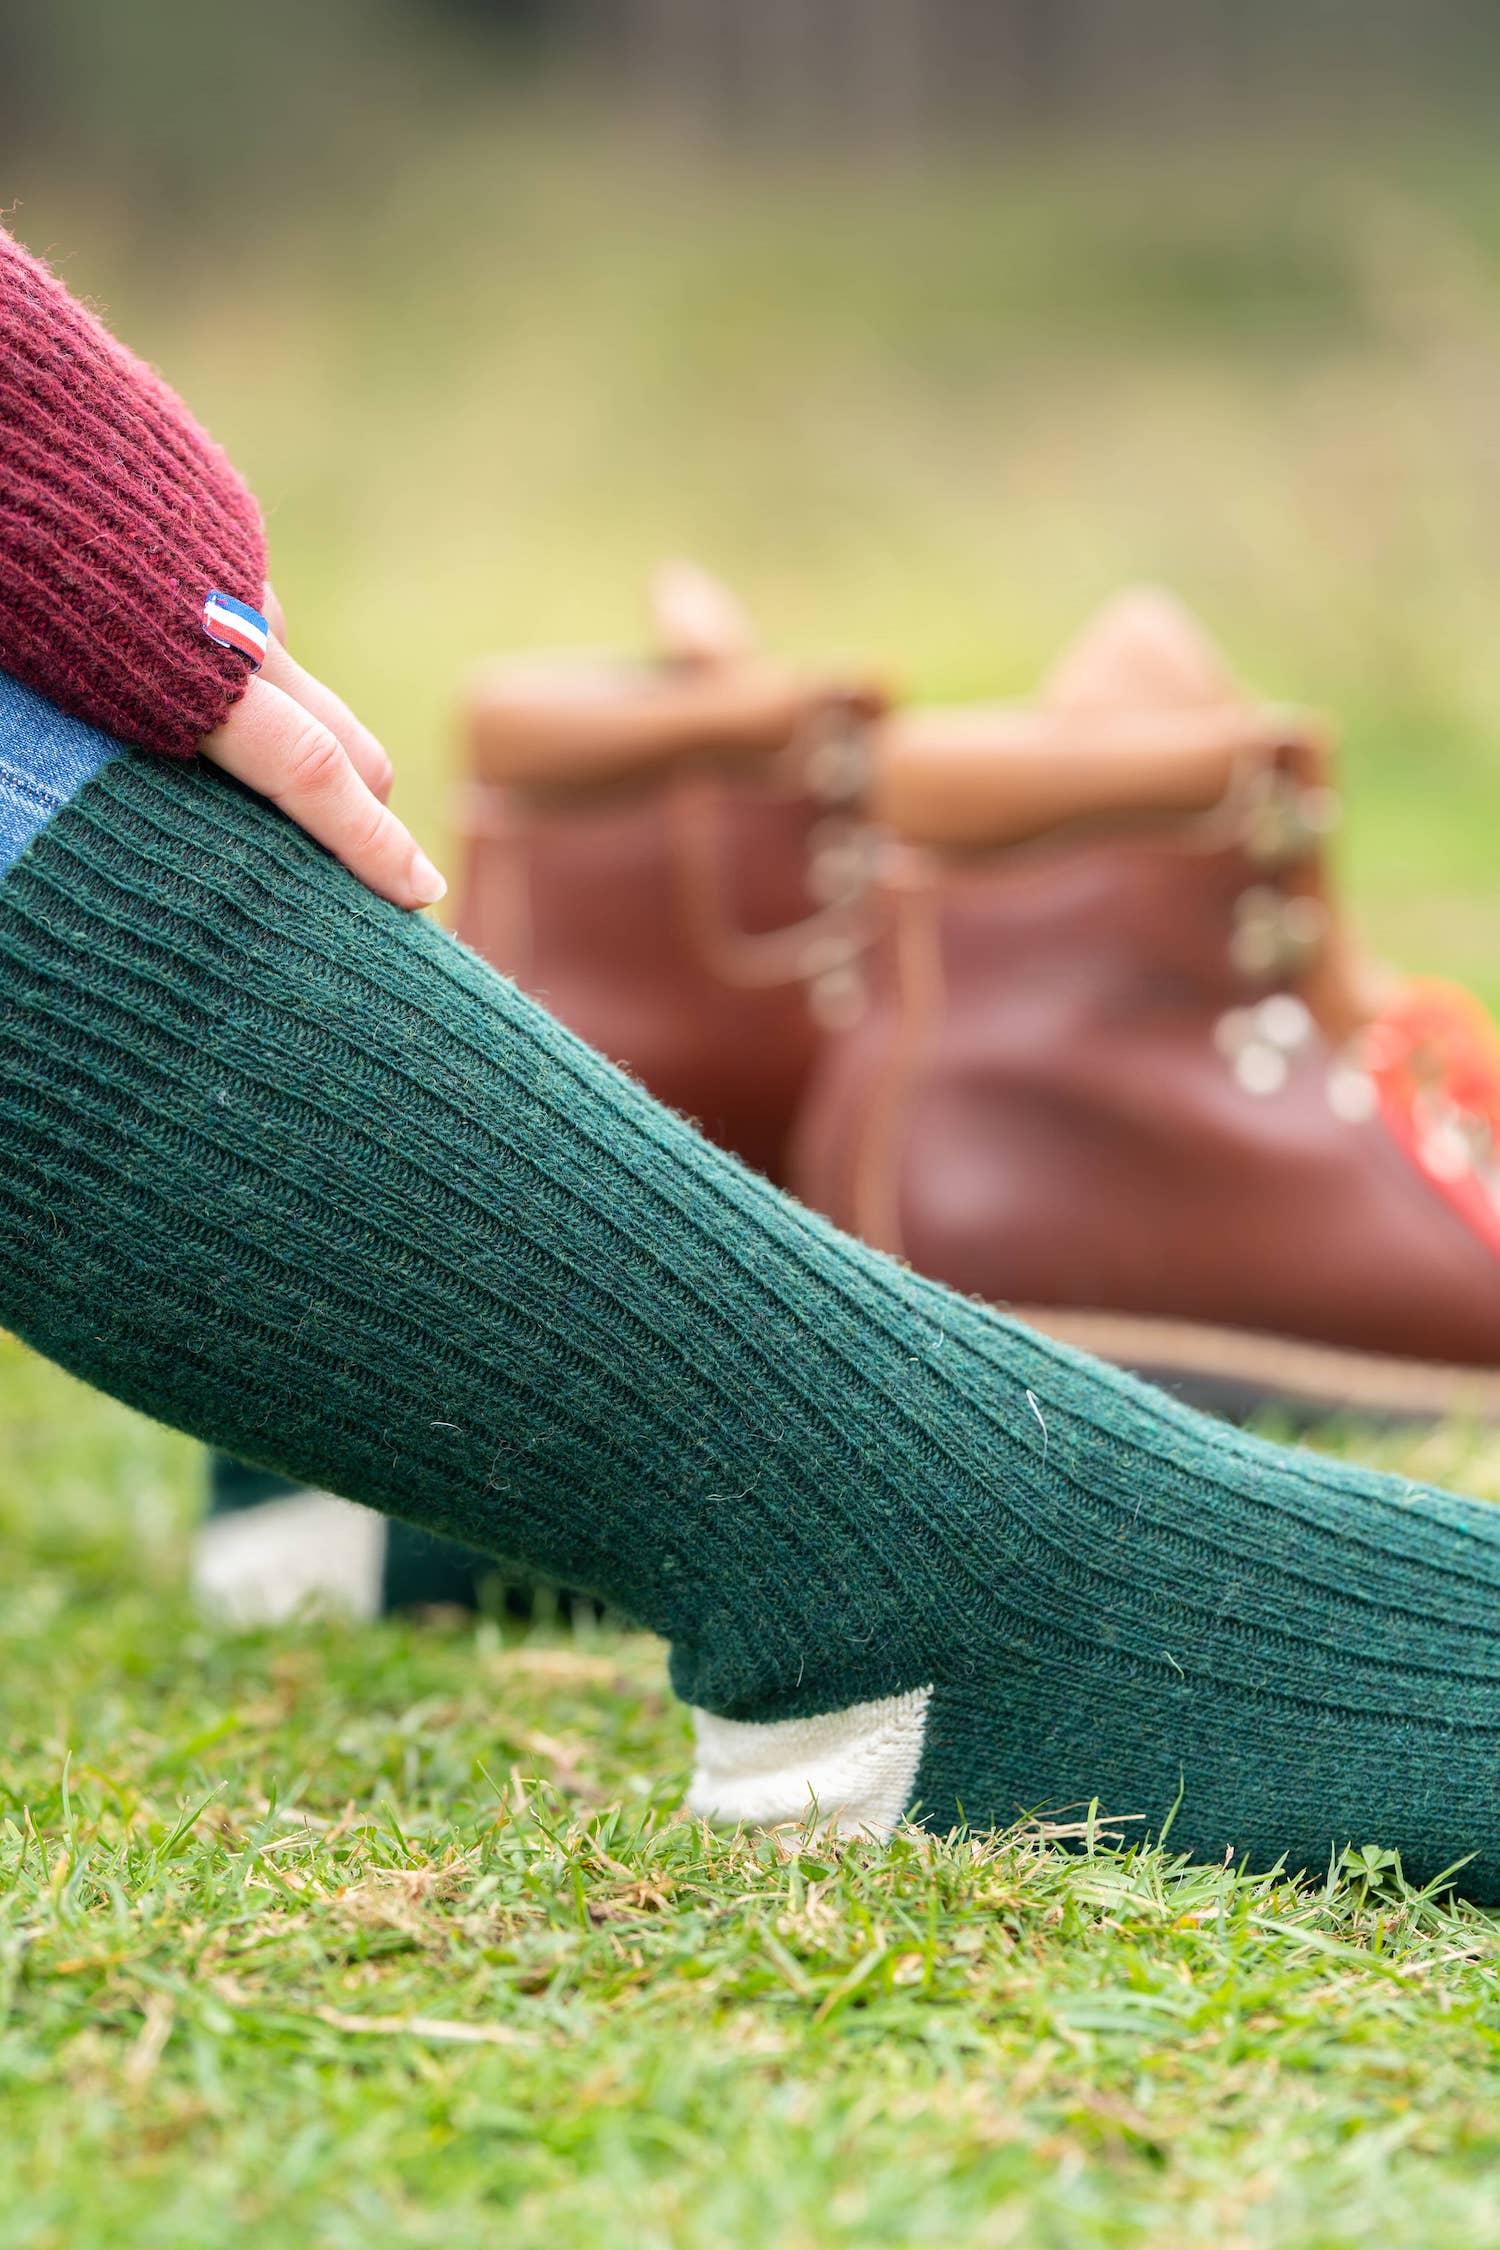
[[198, 588, 445, 910]]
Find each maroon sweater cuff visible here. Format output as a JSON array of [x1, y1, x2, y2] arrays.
[[0, 231, 268, 757]]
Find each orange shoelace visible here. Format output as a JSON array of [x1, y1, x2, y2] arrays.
[[1366, 980, 1500, 1139], [1364, 978, 1500, 1256]]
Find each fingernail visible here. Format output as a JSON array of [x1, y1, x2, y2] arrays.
[[410, 850, 447, 906]]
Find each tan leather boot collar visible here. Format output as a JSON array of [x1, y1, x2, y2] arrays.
[[872, 584, 1331, 852], [466, 563, 889, 792], [468, 655, 888, 791], [871, 699, 1325, 852]]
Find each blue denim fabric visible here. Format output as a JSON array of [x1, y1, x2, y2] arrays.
[[0, 667, 124, 877]]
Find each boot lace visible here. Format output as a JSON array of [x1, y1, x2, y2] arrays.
[[1365, 979, 1500, 1183]]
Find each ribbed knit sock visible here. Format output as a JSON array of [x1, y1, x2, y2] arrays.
[[7, 753, 1500, 1894]]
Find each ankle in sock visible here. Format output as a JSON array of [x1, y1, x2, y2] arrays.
[[7, 751, 1500, 1894]]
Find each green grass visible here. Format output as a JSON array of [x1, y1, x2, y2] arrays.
[[8, 1336, 1500, 2247], [12, 110, 1500, 2244]]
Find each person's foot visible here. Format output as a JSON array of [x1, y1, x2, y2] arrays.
[[194, 1461, 387, 1623], [793, 591, 1500, 1422], [194, 1457, 582, 1624], [682, 1283, 1500, 1892]]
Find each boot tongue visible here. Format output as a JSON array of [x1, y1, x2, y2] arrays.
[[1041, 587, 1252, 718], [649, 561, 758, 670]]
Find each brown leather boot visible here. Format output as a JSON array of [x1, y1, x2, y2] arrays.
[[456, 566, 888, 1180], [790, 590, 1500, 1419]]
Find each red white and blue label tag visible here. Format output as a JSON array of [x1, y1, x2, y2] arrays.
[[202, 591, 270, 670]]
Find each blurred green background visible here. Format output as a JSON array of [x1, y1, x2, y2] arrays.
[[6, 0, 1500, 1000]]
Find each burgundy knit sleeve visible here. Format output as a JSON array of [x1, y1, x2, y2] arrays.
[[0, 230, 268, 757]]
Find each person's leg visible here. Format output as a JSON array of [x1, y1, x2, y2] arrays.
[[0, 669, 119, 875], [6, 695, 1500, 1893], [0, 675, 482, 1629]]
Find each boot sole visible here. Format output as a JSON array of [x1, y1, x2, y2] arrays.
[[1012, 1307, 1500, 1428]]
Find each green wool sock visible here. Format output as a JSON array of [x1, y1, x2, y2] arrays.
[[6, 752, 1500, 1893]]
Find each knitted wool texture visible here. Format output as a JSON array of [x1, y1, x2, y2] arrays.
[[6, 752, 1500, 1894], [0, 231, 266, 755]]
